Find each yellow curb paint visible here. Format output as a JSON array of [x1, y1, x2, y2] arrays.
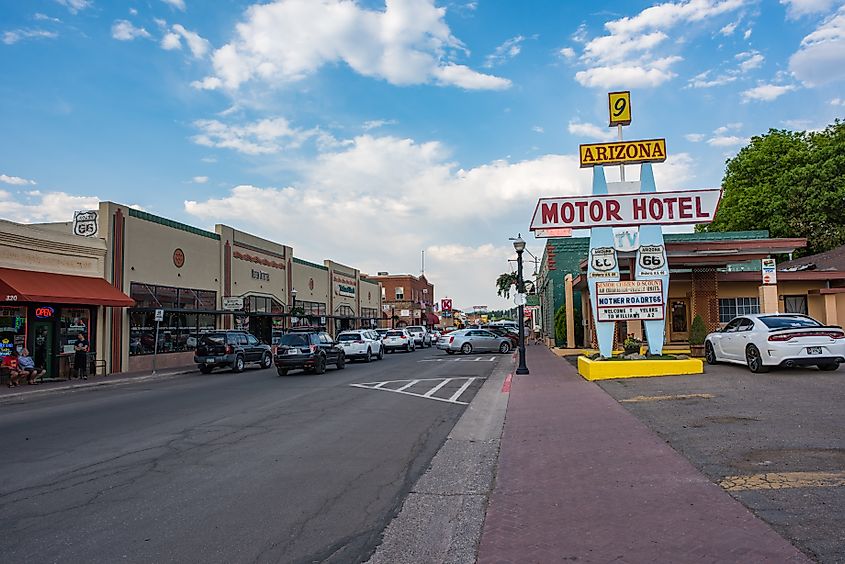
[[577, 356, 704, 380], [720, 471, 845, 491], [620, 393, 714, 403]]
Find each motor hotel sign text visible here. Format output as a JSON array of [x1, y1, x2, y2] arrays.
[[530, 189, 721, 230]]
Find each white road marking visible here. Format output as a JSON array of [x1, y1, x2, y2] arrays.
[[418, 357, 497, 363], [350, 377, 486, 405]]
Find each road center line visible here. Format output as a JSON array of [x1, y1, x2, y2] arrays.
[[448, 378, 476, 403]]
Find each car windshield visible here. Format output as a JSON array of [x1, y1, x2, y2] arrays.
[[386, 331, 404, 337], [280, 334, 310, 347], [338, 334, 361, 341], [760, 316, 821, 329], [199, 334, 226, 345]]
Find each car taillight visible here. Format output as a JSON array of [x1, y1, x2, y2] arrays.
[[225, 345, 234, 354], [401, 335, 407, 339], [355, 340, 365, 344], [768, 330, 845, 341]]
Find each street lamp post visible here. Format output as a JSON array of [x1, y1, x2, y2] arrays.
[[513, 234, 530, 375], [291, 288, 297, 328]]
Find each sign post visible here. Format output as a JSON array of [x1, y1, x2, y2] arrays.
[[152, 308, 164, 374]]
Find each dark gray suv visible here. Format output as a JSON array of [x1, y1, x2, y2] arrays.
[[194, 331, 273, 373]]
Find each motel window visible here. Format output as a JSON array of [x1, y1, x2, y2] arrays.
[[395, 287, 404, 300], [718, 297, 760, 323], [783, 295, 808, 315]]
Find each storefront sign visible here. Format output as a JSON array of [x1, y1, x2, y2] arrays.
[[762, 258, 777, 284], [35, 306, 55, 318], [613, 229, 639, 252], [400, 309, 410, 317], [222, 297, 244, 311], [530, 189, 721, 230], [608, 91, 632, 127], [5, 295, 18, 301], [173, 248, 185, 268], [579, 139, 666, 168], [534, 227, 573, 238], [596, 280, 665, 321], [441, 298, 452, 311], [250, 269, 270, 281], [334, 275, 356, 297], [73, 210, 99, 237]]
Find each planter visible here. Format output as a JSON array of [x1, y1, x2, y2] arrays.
[[689, 344, 705, 358]]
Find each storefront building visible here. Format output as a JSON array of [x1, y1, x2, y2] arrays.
[[291, 258, 330, 329], [539, 231, 845, 348], [366, 273, 435, 328], [0, 219, 133, 379]]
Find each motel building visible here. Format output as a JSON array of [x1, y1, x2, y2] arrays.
[[538, 230, 845, 349], [0, 202, 384, 378]]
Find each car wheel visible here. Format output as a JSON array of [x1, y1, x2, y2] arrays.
[[705, 342, 718, 365], [377, 347, 384, 360], [461, 343, 472, 355], [446, 350, 455, 355], [314, 355, 327, 375], [199, 365, 213, 374], [276, 367, 288, 377], [365, 348, 372, 363], [261, 352, 272, 369], [232, 355, 245, 373], [336, 354, 346, 370], [745, 345, 769, 373], [499, 341, 511, 354], [817, 362, 839, 371]]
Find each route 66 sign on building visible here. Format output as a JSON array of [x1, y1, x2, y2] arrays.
[[590, 247, 617, 274], [638, 244, 667, 276], [73, 210, 99, 237]]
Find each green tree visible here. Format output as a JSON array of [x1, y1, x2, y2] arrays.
[[554, 305, 567, 345], [496, 272, 518, 299], [699, 120, 845, 256]]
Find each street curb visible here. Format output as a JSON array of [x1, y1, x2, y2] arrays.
[[366, 354, 513, 564], [0, 369, 197, 402]]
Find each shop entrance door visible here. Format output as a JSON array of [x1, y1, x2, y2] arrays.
[[33, 321, 54, 378], [669, 299, 690, 342], [249, 316, 272, 345]]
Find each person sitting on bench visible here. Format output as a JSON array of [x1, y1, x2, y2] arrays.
[[2, 349, 22, 388], [17, 348, 45, 385]]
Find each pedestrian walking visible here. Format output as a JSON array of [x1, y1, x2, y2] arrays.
[[73, 333, 89, 380]]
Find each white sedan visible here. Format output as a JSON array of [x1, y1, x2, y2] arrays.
[[705, 314, 845, 373], [337, 330, 384, 362]]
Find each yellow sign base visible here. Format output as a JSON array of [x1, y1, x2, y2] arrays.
[[577, 356, 704, 381]]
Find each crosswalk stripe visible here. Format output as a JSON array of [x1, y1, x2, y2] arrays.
[[396, 380, 419, 392], [350, 376, 486, 405], [448, 378, 476, 403], [423, 379, 452, 397]]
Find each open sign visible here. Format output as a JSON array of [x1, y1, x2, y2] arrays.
[[36, 306, 55, 318]]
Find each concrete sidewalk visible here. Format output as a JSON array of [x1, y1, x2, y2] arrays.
[[476, 346, 809, 563], [0, 366, 197, 401]]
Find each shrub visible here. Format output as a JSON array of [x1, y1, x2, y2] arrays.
[[690, 314, 708, 346]]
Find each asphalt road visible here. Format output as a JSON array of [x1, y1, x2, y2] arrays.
[[0, 346, 501, 564], [598, 363, 845, 564]]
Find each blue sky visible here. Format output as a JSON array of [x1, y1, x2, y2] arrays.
[[2, 0, 844, 310]]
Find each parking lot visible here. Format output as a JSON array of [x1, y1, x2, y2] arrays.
[[598, 362, 845, 563]]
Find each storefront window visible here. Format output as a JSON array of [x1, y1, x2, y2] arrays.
[[129, 311, 217, 355], [298, 301, 326, 316], [0, 306, 27, 357], [59, 308, 91, 354], [129, 283, 217, 310]]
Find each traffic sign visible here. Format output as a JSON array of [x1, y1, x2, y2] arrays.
[[514, 293, 526, 306], [154, 309, 164, 322]]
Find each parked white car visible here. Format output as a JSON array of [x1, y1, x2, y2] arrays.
[[405, 326, 432, 347], [382, 329, 416, 353], [704, 313, 845, 373], [337, 330, 384, 362]]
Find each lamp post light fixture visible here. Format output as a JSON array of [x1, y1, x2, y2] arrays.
[[511, 234, 530, 375]]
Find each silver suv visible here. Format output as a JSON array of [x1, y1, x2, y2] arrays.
[[405, 326, 432, 348]]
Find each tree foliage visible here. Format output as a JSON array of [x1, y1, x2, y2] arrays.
[[496, 272, 518, 299], [699, 120, 845, 256]]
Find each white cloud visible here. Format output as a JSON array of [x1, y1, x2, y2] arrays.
[[831, 97, 845, 106], [55, 0, 92, 14], [780, 0, 838, 18], [789, 5, 845, 86], [362, 119, 397, 131], [707, 134, 747, 146], [685, 133, 706, 142], [713, 122, 742, 134], [741, 83, 797, 101], [687, 69, 737, 88], [129, 8, 138, 16], [743, 28, 752, 39], [2, 28, 58, 45], [532, 126, 544, 133], [34, 13, 62, 23], [484, 35, 525, 68], [559, 47, 576, 59], [196, 0, 509, 92], [161, 24, 209, 57], [720, 20, 738, 35], [161, 32, 181, 50], [0, 174, 36, 186], [162, 0, 187, 11], [111, 20, 152, 41], [192, 176, 209, 184], [575, 61, 680, 88], [191, 117, 315, 154], [0, 189, 99, 222], [567, 120, 615, 141], [737, 51, 764, 72]]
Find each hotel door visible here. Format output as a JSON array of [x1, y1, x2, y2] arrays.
[[669, 299, 690, 342]]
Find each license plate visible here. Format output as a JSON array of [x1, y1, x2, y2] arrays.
[[205, 359, 214, 364], [807, 346, 822, 355], [288, 349, 299, 355]]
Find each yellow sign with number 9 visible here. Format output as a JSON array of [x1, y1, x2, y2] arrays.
[[608, 91, 631, 127]]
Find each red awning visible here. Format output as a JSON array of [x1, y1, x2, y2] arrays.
[[0, 267, 135, 307], [426, 312, 440, 325]]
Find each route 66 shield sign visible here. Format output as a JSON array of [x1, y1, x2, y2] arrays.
[[638, 244, 666, 271], [590, 247, 617, 271], [72, 210, 98, 237]]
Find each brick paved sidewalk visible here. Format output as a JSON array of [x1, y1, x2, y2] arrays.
[[477, 346, 809, 563]]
